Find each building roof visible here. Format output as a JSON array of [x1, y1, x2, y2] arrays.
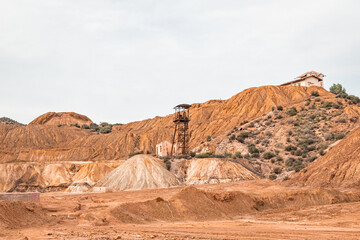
[[281, 71, 324, 86], [174, 104, 191, 109]]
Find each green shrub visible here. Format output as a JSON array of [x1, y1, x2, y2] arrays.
[[286, 157, 295, 167], [286, 107, 298, 116], [348, 95, 360, 104], [81, 124, 90, 129], [263, 151, 275, 159], [196, 152, 213, 158], [311, 91, 320, 97], [285, 145, 297, 151], [248, 144, 259, 154], [100, 125, 112, 134], [294, 165, 305, 172], [236, 136, 244, 143], [336, 118, 347, 123], [207, 136, 212, 142], [334, 132, 346, 140], [317, 142, 328, 151], [321, 102, 333, 108], [324, 133, 334, 141], [190, 152, 196, 157], [277, 106, 283, 111], [239, 131, 249, 138], [269, 174, 277, 180], [273, 167, 282, 174], [234, 152, 242, 158], [315, 98, 321, 102], [71, 123, 80, 128]]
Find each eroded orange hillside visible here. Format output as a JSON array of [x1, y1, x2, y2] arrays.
[[0, 86, 332, 162]]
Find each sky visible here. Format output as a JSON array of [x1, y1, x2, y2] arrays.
[[1, 0, 360, 124]]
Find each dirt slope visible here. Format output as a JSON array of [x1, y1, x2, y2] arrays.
[[95, 155, 179, 191], [29, 112, 92, 126], [185, 158, 260, 185], [289, 126, 360, 188]]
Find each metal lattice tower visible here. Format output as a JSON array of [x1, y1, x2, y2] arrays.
[[170, 104, 191, 156]]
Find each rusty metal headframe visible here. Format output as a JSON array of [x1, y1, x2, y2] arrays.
[[170, 104, 190, 157]]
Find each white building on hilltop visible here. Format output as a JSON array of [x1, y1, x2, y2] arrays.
[[281, 71, 325, 88]]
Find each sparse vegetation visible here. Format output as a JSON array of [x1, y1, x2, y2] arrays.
[[0, 117, 23, 125]]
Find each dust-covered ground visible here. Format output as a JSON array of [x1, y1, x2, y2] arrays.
[[2, 180, 360, 240]]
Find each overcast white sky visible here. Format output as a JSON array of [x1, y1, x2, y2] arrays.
[[1, 0, 359, 124]]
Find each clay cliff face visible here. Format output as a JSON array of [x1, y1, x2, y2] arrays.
[[29, 112, 92, 126], [289, 126, 360, 188]]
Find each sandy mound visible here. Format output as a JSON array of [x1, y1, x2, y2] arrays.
[[289, 127, 360, 188], [185, 158, 260, 185], [0, 200, 51, 229], [29, 112, 92, 126], [111, 186, 360, 224], [66, 161, 121, 192], [95, 155, 179, 191]]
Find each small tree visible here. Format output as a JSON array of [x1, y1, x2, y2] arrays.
[[330, 83, 346, 95]]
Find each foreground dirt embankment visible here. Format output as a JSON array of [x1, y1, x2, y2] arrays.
[[2, 181, 360, 239], [111, 185, 360, 224]]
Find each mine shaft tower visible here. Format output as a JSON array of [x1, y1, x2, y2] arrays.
[[171, 104, 191, 156]]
